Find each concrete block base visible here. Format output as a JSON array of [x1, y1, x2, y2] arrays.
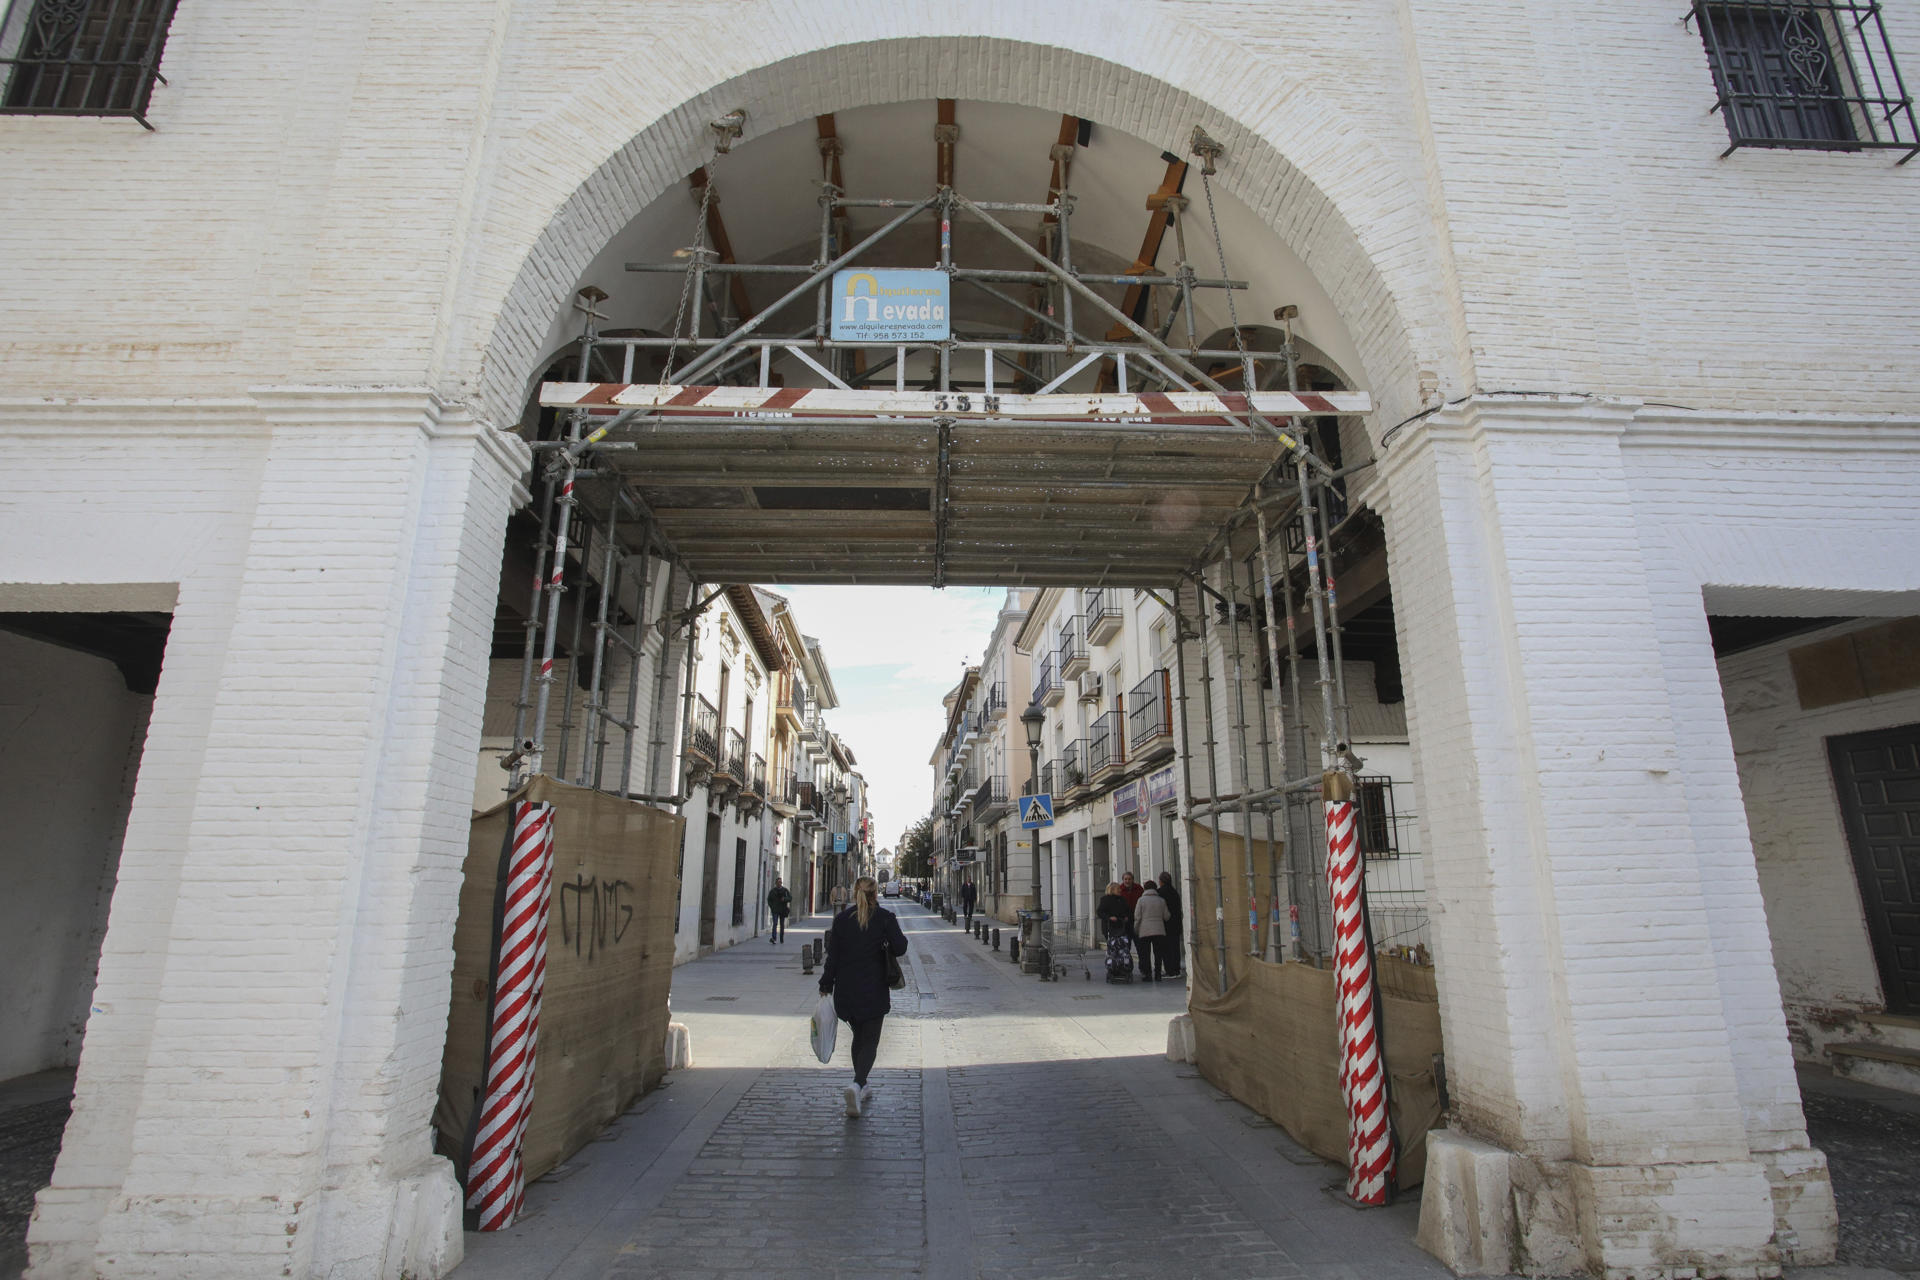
[[1417, 1130, 1521, 1275], [1166, 1013, 1196, 1063], [666, 1021, 693, 1070], [1418, 1131, 1819, 1279], [1753, 1146, 1838, 1266]]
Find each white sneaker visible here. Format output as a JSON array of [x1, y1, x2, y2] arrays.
[[842, 1084, 861, 1118], [857, 1084, 874, 1111]]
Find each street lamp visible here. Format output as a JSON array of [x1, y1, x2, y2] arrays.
[[1021, 703, 1045, 914]]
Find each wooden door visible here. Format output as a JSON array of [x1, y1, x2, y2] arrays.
[[1828, 722, 1920, 1012]]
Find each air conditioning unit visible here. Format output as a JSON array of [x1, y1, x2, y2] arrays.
[[1077, 673, 1104, 702]]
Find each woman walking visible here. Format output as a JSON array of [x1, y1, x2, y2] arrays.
[[818, 876, 909, 1118]]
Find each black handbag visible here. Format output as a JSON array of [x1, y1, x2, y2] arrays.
[[884, 947, 906, 990]]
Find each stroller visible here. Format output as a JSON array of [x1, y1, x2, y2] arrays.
[[1104, 932, 1135, 983]]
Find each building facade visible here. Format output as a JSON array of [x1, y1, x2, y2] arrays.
[[5, 2, 1920, 1275]]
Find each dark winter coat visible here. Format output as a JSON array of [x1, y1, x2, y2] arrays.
[[960, 882, 978, 908], [766, 885, 793, 918], [819, 905, 909, 1023], [1096, 893, 1132, 940], [1156, 879, 1182, 930]]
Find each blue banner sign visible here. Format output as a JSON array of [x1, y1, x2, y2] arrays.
[[830, 269, 951, 342], [833, 831, 849, 853], [1113, 780, 1141, 817], [1146, 766, 1178, 808]]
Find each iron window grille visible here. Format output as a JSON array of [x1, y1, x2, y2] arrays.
[[1690, 1, 1919, 161], [0, 0, 177, 127], [1354, 775, 1401, 861]]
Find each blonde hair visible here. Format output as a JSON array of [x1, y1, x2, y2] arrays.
[[853, 876, 880, 929], [1106, 881, 1122, 896]]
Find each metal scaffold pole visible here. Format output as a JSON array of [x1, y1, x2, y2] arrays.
[[1221, 541, 1262, 957], [1170, 582, 1203, 990], [1191, 570, 1229, 997]]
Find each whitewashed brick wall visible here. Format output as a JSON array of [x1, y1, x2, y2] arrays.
[[4, 1, 1918, 1275]]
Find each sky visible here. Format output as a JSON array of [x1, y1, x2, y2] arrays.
[[771, 584, 1007, 857]]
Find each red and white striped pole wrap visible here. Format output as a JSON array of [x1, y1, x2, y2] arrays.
[[466, 798, 556, 1230], [1326, 777, 1394, 1203]]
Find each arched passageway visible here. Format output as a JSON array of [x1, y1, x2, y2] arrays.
[[17, 13, 1901, 1280]]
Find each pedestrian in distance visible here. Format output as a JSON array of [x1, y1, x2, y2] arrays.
[[1096, 882, 1131, 941], [819, 875, 909, 1119], [1117, 869, 1146, 954], [1097, 880, 1135, 981], [1156, 871, 1183, 978], [960, 878, 978, 928], [1133, 880, 1172, 982], [830, 881, 848, 911], [766, 877, 793, 943]]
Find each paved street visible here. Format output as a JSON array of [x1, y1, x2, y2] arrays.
[[455, 903, 1447, 1280]]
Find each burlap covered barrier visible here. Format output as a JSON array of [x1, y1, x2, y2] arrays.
[[1186, 823, 1443, 1189], [434, 776, 683, 1188]]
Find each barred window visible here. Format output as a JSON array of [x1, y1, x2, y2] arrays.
[[0, 0, 178, 127], [1691, 2, 1919, 161]]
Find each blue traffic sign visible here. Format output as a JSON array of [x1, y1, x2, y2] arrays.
[[1019, 794, 1055, 829]]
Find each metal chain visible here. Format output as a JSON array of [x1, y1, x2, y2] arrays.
[[1198, 165, 1251, 368], [659, 142, 727, 386]]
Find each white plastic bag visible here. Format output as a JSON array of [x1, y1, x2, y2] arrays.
[[810, 993, 837, 1064]]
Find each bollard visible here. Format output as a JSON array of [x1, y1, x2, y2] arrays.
[[813, 937, 825, 966], [1009, 936, 1020, 965], [801, 947, 814, 975], [991, 927, 1001, 951]]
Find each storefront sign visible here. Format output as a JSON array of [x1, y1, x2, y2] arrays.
[[830, 269, 951, 342], [832, 831, 849, 853], [1146, 765, 1178, 808], [1113, 779, 1141, 817]]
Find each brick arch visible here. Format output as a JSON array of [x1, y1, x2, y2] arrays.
[[463, 10, 1457, 446]]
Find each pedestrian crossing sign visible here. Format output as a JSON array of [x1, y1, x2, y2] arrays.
[[1019, 793, 1055, 829]]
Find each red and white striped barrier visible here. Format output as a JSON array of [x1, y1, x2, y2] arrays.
[[537, 382, 1370, 421], [1327, 790, 1394, 1204], [466, 798, 556, 1230]]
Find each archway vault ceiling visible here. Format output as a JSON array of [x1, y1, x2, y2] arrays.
[[547, 100, 1367, 589]]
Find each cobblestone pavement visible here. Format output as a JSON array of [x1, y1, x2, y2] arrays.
[[457, 906, 1448, 1280], [1797, 1066, 1920, 1272]]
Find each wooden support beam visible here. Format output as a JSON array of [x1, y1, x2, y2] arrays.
[[689, 166, 755, 324], [1098, 156, 1188, 391]]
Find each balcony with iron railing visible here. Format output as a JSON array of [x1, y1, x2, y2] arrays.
[[690, 696, 719, 764], [1085, 587, 1122, 645], [1035, 653, 1062, 708], [982, 680, 1007, 723], [777, 674, 807, 728], [1127, 669, 1175, 758], [1088, 711, 1124, 778], [803, 707, 825, 742], [720, 728, 747, 782], [1058, 616, 1088, 679], [973, 774, 1009, 820], [1035, 760, 1058, 796], [1061, 740, 1088, 793], [750, 754, 767, 798]]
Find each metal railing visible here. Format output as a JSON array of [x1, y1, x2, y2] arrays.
[[751, 754, 767, 797], [1032, 653, 1056, 706], [1084, 587, 1122, 636], [1061, 740, 1087, 790], [1088, 710, 1124, 774], [1128, 669, 1173, 748], [0, 0, 178, 126], [1691, 0, 1919, 160], [973, 774, 1007, 813], [982, 680, 1007, 718], [1038, 760, 1058, 795], [1058, 616, 1086, 668], [691, 696, 719, 763], [724, 729, 747, 780]]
